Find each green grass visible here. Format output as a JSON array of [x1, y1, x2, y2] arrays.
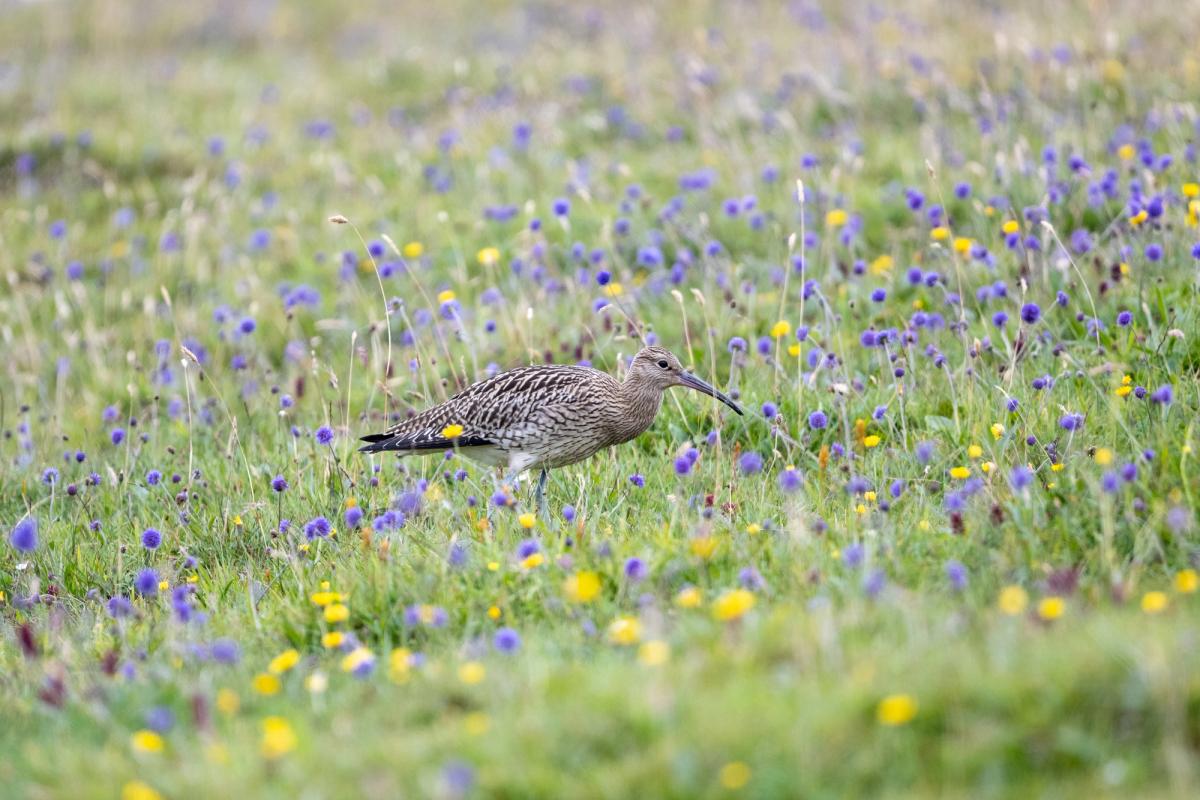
[[3, 0, 1200, 797]]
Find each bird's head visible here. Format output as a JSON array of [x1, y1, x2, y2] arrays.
[[627, 346, 743, 415]]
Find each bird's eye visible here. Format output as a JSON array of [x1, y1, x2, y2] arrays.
[[657, 359, 669, 369]]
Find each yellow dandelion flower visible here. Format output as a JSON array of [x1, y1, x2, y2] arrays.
[[389, 648, 412, 683], [252, 673, 281, 696], [260, 716, 297, 759], [562, 571, 601, 603], [1037, 597, 1065, 620], [340, 647, 374, 673], [1174, 569, 1198, 594], [981, 461, 995, 474], [864, 491, 877, 502], [476, 247, 500, 266], [719, 761, 752, 790], [604, 282, 624, 297], [487, 561, 500, 571], [607, 616, 642, 645], [520, 552, 544, 570], [1141, 591, 1169, 614], [929, 226, 950, 241], [458, 661, 486, 685], [216, 688, 239, 716], [130, 730, 165, 754], [441, 423, 464, 439], [918, 519, 930, 531], [518, 512, 536, 529], [825, 209, 849, 227], [638, 640, 670, 666], [436, 289, 456, 304], [676, 586, 703, 608], [402, 241, 424, 259], [870, 254, 894, 274], [1001, 220, 1019, 235], [487, 605, 501, 619], [745, 523, 762, 535], [1094, 447, 1113, 466], [998, 585, 1028, 616], [863, 435, 881, 448], [876, 694, 918, 726], [949, 466, 970, 480], [310, 590, 341, 607], [1129, 209, 1148, 226], [1117, 143, 1135, 161], [1050, 463, 1064, 472], [324, 603, 349, 623], [268, 649, 300, 675], [1114, 385, 1132, 398], [690, 535, 717, 559], [322, 631, 345, 649], [787, 343, 801, 357], [1183, 183, 1200, 199], [770, 320, 791, 338], [952, 237, 973, 254], [855, 503, 867, 515], [712, 588, 755, 622], [990, 423, 1005, 440], [121, 781, 163, 800], [967, 444, 983, 459]]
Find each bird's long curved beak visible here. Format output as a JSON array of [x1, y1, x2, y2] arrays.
[[678, 372, 744, 415]]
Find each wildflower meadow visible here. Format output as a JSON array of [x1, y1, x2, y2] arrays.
[[4, 0, 1200, 797]]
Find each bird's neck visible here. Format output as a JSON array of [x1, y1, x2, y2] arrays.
[[614, 379, 663, 443]]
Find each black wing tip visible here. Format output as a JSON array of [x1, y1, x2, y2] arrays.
[[358, 433, 494, 453]]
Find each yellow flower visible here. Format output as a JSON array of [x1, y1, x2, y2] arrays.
[[340, 647, 374, 673], [1115, 385, 1132, 398], [158, 580, 169, 592], [1037, 597, 1065, 620], [690, 535, 717, 560], [476, 247, 500, 266], [322, 631, 345, 649], [268, 648, 300, 675], [745, 523, 762, 535], [787, 343, 801, 357], [869, 254, 893, 274], [1183, 183, 1200, 198], [990, 423, 1005, 440], [855, 503, 867, 515], [981, 461, 995, 474], [1174, 569, 1198, 594], [520, 552, 544, 570], [929, 226, 950, 241], [305, 672, 328, 693], [675, 586, 703, 608], [441, 424, 464, 439], [719, 761, 752, 790], [607, 616, 642, 645], [487, 605, 501, 619], [1094, 447, 1113, 466], [825, 209, 848, 227], [131, 730, 165, 754], [770, 320, 791, 338], [216, 688, 239, 716], [436, 289, 456, 304], [252, 673, 281, 696], [863, 435, 881, 448], [310, 590, 341, 607], [712, 588, 755, 622], [458, 661, 486, 685], [953, 237, 973, 254], [1001, 220, 1019, 235], [1117, 143, 1135, 161], [122, 781, 163, 800], [949, 466, 970, 480], [1141, 591, 1169, 614], [638, 640, 670, 666], [998, 585, 1028, 616], [261, 716, 297, 759], [876, 694, 918, 726], [518, 512, 536, 529], [967, 444, 983, 459], [1129, 209, 1148, 226], [403, 241, 424, 259], [389, 648, 412, 683], [604, 282, 624, 297], [1050, 463, 1064, 473], [464, 712, 490, 735], [324, 603, 349, 623], [487, 561, 500, 571]]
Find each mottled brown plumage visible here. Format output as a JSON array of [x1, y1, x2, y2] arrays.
[[360, 346, 742, 505]]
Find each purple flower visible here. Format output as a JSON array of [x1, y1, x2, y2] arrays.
[[42, 467, 59, 485], [628, 474, 645, 488], [210, 639, 241, 664], [1145, 243, 1163, 261], [673, 456, 692, 475], [777, 467, 802, 492], [107, 596, 134, 618], [738, 567, 765, 590], [141, 528, 162, 550], [562, 505, 576, 522], [146, 470, 162, 486], [1116, 310, 1133, 327], [304, 517, 331, 540], [727, 336, 747, 353], [761, 402, 778, 419], [1009, 465, 1033, 491], [1150, 385, 1174, 405], [315, 426, 334, 445], [517, 538, 540, 559], [111, 428, 126, 445], [863, 569, 886, 598], [271, 474, 288, 492], [9, 517, 38, 553], [1059, 413, 1083, 431], [915, 441, 934, 464], [1020, 303, 1041, 324], [843, 543, 865, 569], [1101, 472, 1120, 493], [738, 451, 763, 475], [552, 198, 570, 217], [135, 568, 159, 596], [808, 410, 828, 430], [945, 560, 968, 590], [344, 506, 363, 528], [624, 557, 646, 582], [493, 627, 521, 653]]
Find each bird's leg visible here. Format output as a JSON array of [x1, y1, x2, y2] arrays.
[[535, 467, 549, 519]]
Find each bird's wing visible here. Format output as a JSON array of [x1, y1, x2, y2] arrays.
[[359, 365, 598, 453]]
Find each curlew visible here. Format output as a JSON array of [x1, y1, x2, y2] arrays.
[[360, 346, 743, 510]]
